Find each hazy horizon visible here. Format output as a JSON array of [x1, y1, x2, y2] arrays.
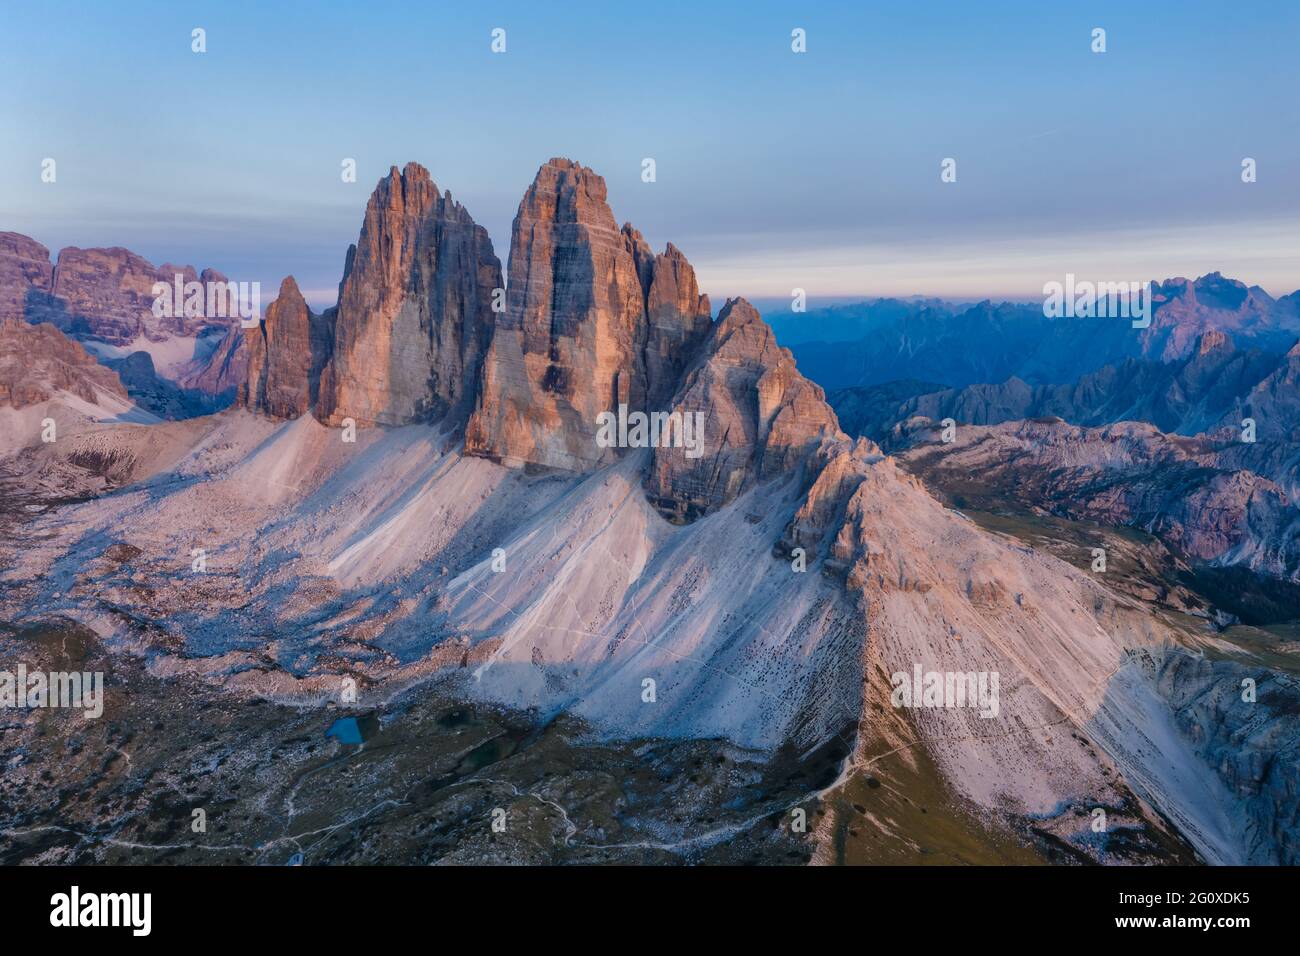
[[5, 0, 1299, 310]]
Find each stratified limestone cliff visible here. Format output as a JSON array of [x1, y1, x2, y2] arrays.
[[464, 158, 710, 470], [0, 232, 54, 323], [315, 163, 501, 428], [0, 231, 240, 345]]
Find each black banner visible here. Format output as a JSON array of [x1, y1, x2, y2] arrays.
[[0, 864, 1278, 942]]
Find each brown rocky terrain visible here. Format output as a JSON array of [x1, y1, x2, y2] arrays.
[[179, 325, 249, 400], [0, 318, 128, 408], [0, 232, 54, 323]]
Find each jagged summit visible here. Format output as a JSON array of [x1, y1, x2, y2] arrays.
[[647, 297, 841, 521], [464, 157, 711, 470], [314, 162, 502, 428], [240, 276, 333, 419], [232, 160, 859, 523]]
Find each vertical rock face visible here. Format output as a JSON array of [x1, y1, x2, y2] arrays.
[[0, 232, 54, 322], [647, 298, 841, 521], [622, 228, 713, 408], [465, 158, 710, 470], [240, 277, 332, 419], [315, 163, 501, 428]]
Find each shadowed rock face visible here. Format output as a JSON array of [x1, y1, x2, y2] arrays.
[[0, 318, 127, 407], [647, 298, 841, 522], [1218, 339, 1300, 445], [101, 350, 225, 420], [240, 277, 333, 419], [465, 158, 710, 471], [180, 324, 248, 400], [315, 163, 502, 428], [1156, 651, 1300, 865], [621, 228, 713, 409]]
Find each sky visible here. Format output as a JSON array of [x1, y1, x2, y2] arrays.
[[3, 0, 1299, 311]]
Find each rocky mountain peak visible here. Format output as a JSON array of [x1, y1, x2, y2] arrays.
[[240, 276, 333, 419], [465, 158, 704, 470], [646, 296, 842, 522], [315, 162, 502, 428], [0, 232, 54, 323]]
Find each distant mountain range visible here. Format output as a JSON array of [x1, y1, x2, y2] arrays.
[[819, 291, 1300, 595], [781, 275, 1300, 391]]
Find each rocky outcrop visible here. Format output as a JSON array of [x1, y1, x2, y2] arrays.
[[0, 231, 242, 348], [621, 228, 712, 408], [1216, 339, 1300, 445], [898, 417, 1300, 581], [0, 232, 54, 322], [240, 277, 332, 419], [315, 163, 501, 428], [465, 158, 710, 470], [103, 350, 223, 420], [1156, 650, 1300, 865], [0, 318, 127, 407], [646, 298, 841, 521], [41, 249, 237, 345], [1146, 272, 1297, 361]]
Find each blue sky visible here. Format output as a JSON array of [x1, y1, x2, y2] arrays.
[[3, 0, 1299, 309]]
